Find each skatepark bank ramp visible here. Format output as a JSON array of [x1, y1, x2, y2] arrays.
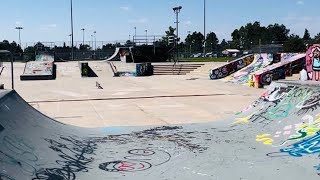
[[1, 81, 320, 179]]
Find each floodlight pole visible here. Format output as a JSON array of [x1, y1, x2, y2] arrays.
[[203, 0, 206, 57], [81, 28, 85, 45], [94, 31, 97, 50], [10, 53, 14, 89], [173, 6, 182, 62], [15, 27, 23, 48], [70, 0, 74, 60]]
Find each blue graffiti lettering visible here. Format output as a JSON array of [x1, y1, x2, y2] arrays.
[[280, 131, 320, 157]]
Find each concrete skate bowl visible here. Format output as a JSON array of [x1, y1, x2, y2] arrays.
[[209, 54, 254, 80], [1, 81, 320, 179]]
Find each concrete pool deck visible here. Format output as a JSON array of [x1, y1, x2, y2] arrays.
[[0, 61, 265, 128]]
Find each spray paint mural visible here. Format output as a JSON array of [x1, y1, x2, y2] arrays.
[[232, 82, 320, 176], [306, 44, 320, 81], [252, 53, 306, 88], [209, 54, 254, 80], [224, 53, 273, 84]]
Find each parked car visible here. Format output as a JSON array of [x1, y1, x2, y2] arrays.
[[190, 53, 202, 58]]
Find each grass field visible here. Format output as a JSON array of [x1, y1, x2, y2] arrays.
[[178, 57, 236, 62]]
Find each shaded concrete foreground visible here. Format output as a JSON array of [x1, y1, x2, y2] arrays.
[[1, 81, 320, 179]]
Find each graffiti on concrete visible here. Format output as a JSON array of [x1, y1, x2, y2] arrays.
[[136, 63, 153, 76], [0, 124, 4, 133], [95, 126, 209, 153], [210, 55, 254, 80], [33, 136, 97, 180], [0, 173, 14, 180], [235, 84, 320, 125], [0, 136, 38, 176], [306, 44, 320, 81], [280, 131, 320, 157], [99, 149, 171, 172]]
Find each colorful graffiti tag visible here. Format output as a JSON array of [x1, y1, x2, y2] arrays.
[[209, 54, 254, 80], [306, 44, 320, 81]]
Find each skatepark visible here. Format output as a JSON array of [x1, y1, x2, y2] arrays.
[[1, 42, 320, 179]]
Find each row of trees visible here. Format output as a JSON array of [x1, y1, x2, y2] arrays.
[[161, 21, 320, 53], [1, 21, 320, 55]]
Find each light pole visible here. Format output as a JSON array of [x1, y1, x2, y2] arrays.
[[203, 0, 206, 57], [187, 31, 191, 56], [134, 27, 137, 42], [91, 34, 93, 49], [145, 30, 148, 45], [70, 0, 74, 60], [15, 27, 23, 48], [69, 34, 72, 47], [81, 28, 85, 45], [173, 6, 182, 62], [93, 31, 96, 50]]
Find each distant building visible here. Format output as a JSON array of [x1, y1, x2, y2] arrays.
[[222, 49, 240, 57]]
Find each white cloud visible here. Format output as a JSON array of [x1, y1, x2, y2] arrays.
[[296, 1, 304, 5], [120, 6, 129, 11], [281, 14, 320, 37], [40, 24, 57, 30], [128, 18, 148, 24], [47, 24, 57, 28], [15, 21, 21, 25], [185, 20, 192, 25]]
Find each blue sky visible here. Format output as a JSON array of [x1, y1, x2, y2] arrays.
[[0, 0, 318, 46]]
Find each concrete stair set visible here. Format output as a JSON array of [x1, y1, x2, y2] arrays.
[[152, 63, 205, 75]]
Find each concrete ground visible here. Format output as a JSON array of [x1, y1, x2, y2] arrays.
[[0, 61, 265, 128]]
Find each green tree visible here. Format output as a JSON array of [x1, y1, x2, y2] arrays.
[[283, 34, 306, 52], [218, 39, 230, 51], [206, 32, 219, 53], [314, 33, 320, 43], [185, 31, 204, 53], [303, 29, 311, 40], [159, 26, 176, 45], [267, 23, 290, 42]]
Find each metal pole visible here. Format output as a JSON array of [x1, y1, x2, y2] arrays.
[[176, 12, 179, 61], [145, 30, 147, 45], [71, 0, 74, 60], [10, 53, 14, 89], [94, 31, 96, 50], [18, 29, 21, 48], [203, 0, 206, 57], [81, 28, 85, 45], [173, 6, 182, 62], [15, 27, 23, 48]]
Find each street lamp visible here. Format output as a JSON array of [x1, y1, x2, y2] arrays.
[[187, 31, 191, 56], [145, 30, 148, 45], [203, 0, 206, 57], [91, 34, 93, 49], [69, 34, 72, 47], [134, 27, 137, 43], [15, 27, 23, 47], [173, 6, 182, 62], [93, 31, 96, 50], [70, 0, 74, 60], [81, 28, 85, 45]]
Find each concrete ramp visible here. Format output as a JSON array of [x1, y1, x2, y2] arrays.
[[103, 48, 120, 62], [20, 61, 56, 80], [253, 53, 305, 88], [1, 81, 320, 179], [79, 62, 98, 77], [210, 54, 254, 80], [223, 53, 273, 84]]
